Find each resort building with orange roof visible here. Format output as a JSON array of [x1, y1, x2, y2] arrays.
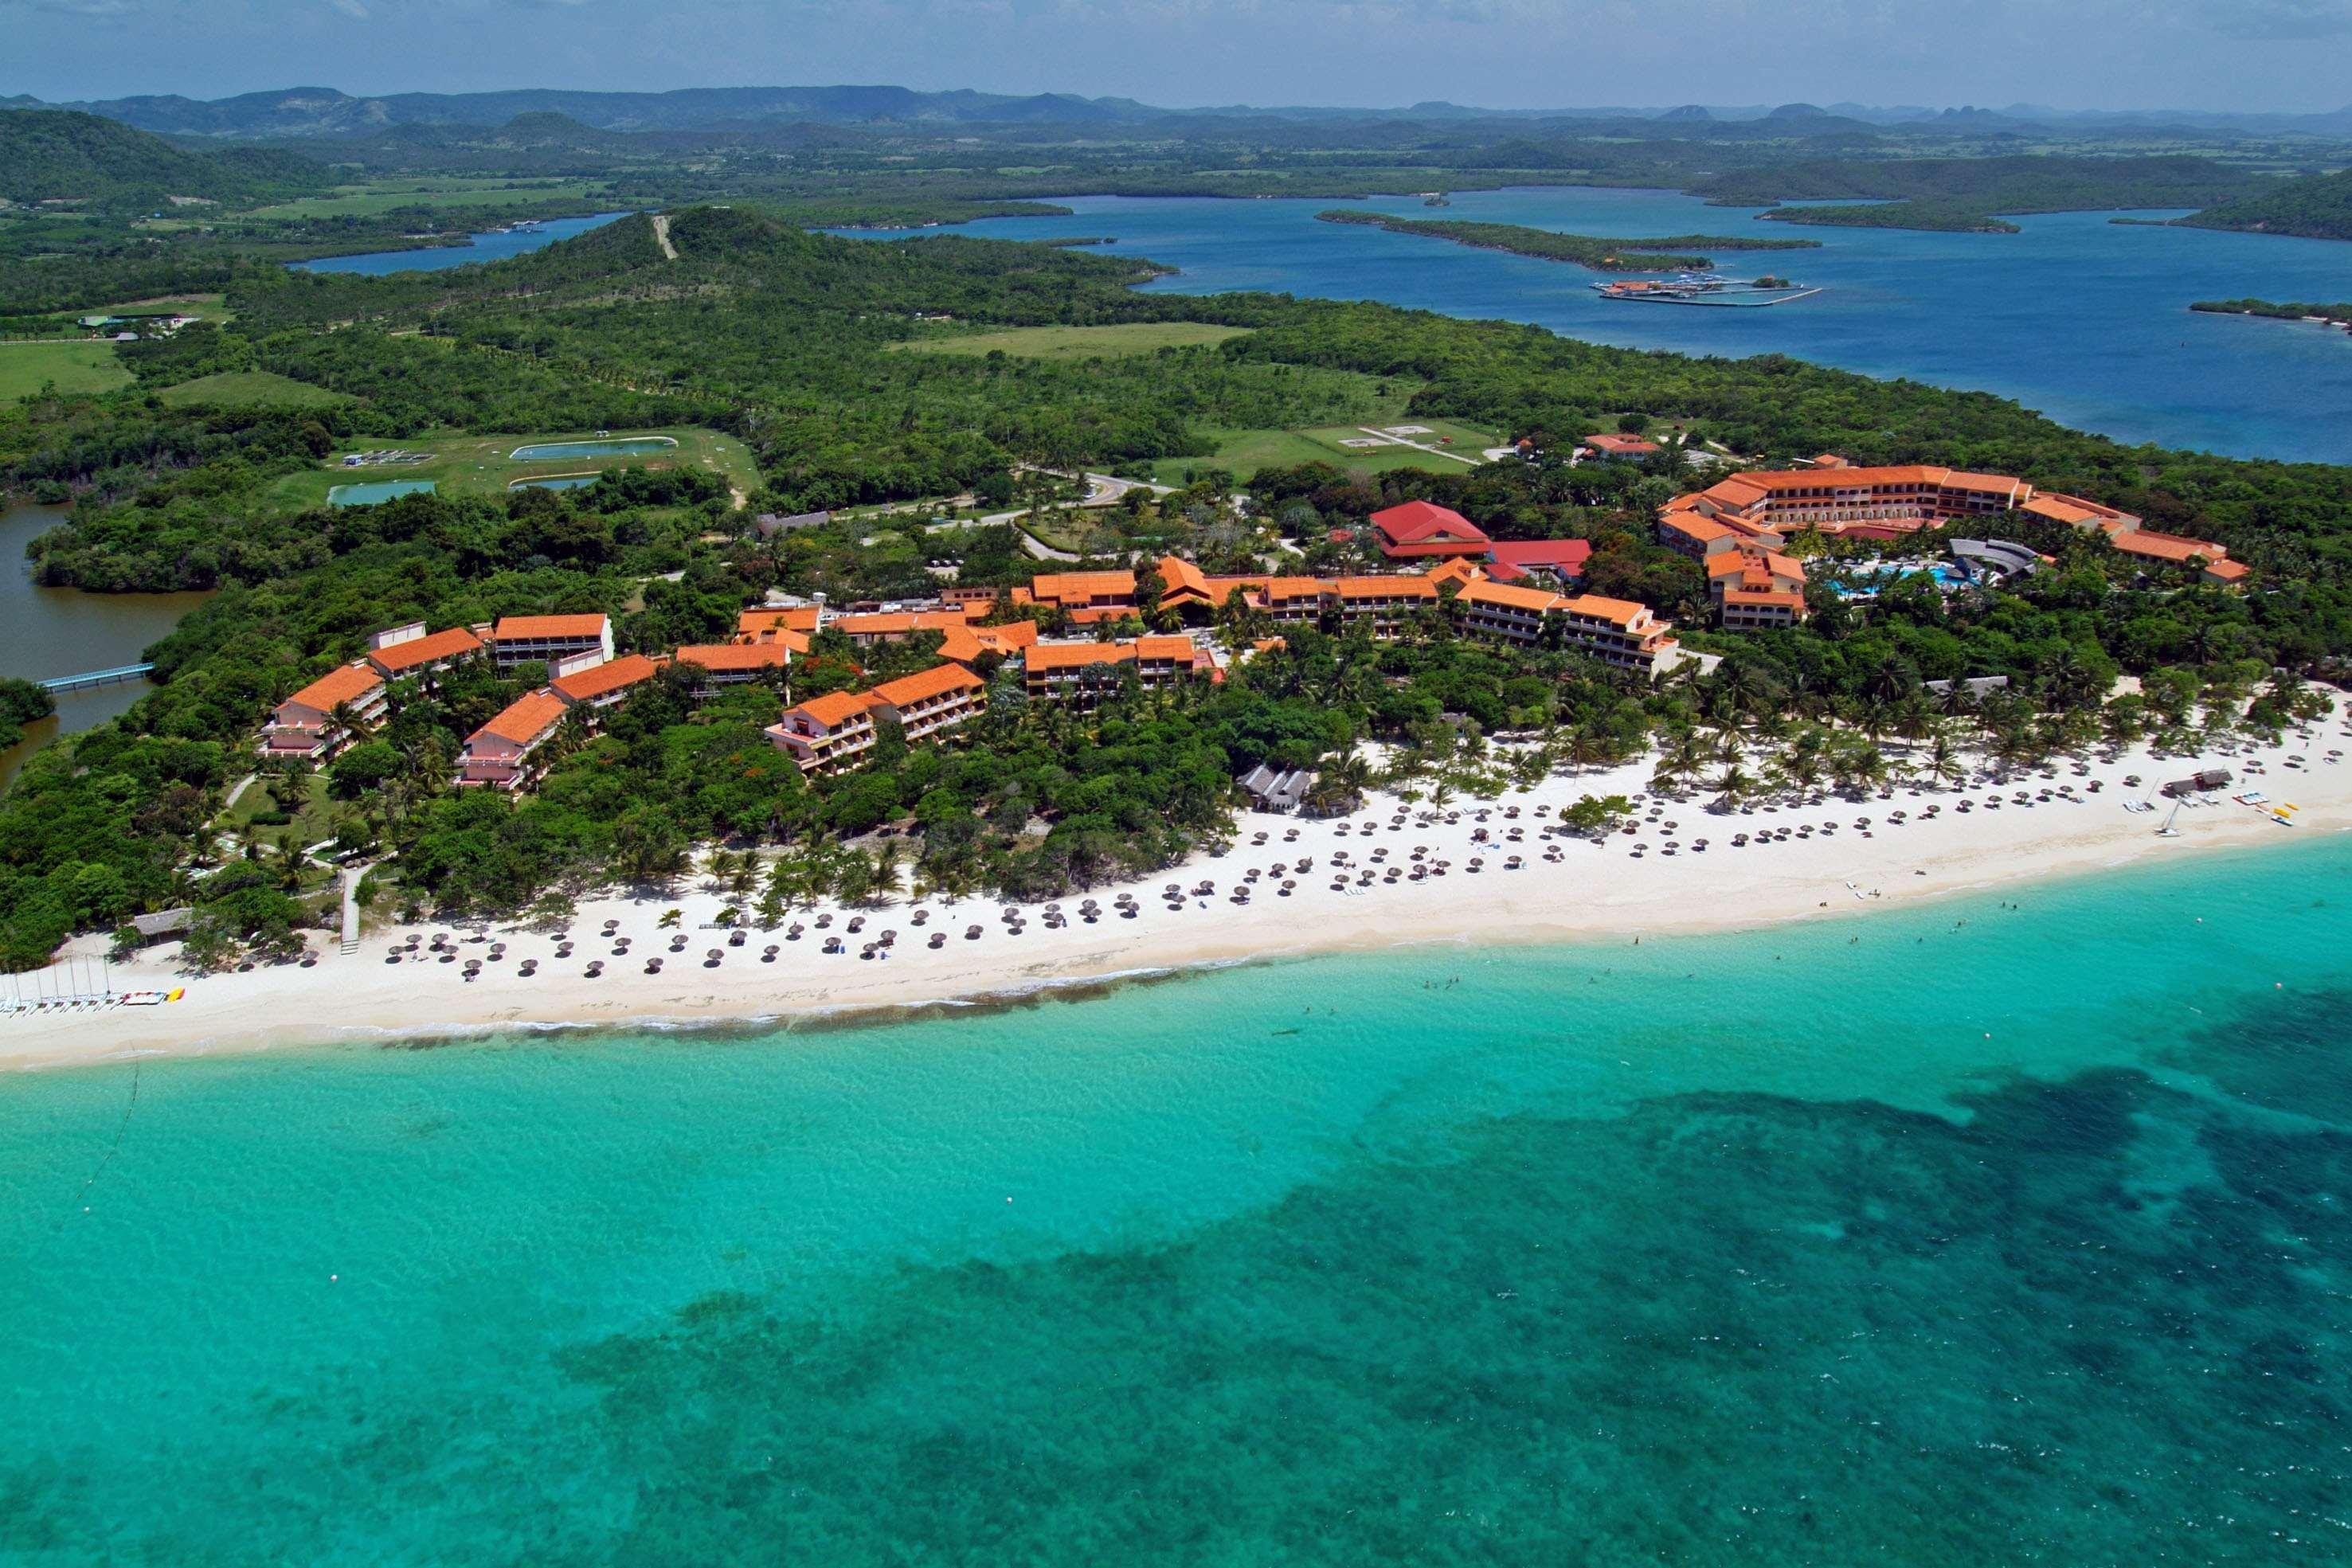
[[1370, 500, 1492, 560], [490, 612, 612, 672], [1708, 549, 1812, 631], [672, 643, 796, 690], [736, 606, 821, 643], [832, 607, 988, 647], [1449, 580, 1677, 671], [1023, 635, 1209, 705], [766, 690, 878, 774], [262, 663, 388, 759], [765, 663, 988, 773], [1667, 460, 2244, 585], [365, 623, 483, 682], [457, 690, 571, 790], [1028, 570, 1141, 623], [936, 620, 1039, 664], [551, 652, 663, 714]]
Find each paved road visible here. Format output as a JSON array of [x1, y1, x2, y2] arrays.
[[1356, 427, 1482, 467]]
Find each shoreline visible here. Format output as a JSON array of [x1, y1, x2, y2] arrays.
[[8, 724, 2349, 1073]]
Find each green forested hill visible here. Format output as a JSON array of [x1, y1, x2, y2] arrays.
[[2175, 167, 2352, 240], [0, 108, 327, 208]]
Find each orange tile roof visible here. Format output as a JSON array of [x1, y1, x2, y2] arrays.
[[2111, 530, 2225, 564], [1560, 594, 1650, 626], [2204, 558, 2252, 582], [869, 662, 984, 707], [1371, 500, 1489, 546], [473, 689, 568, 747], [1027, 641, 1137, 672], [284, 664, 383, 714], [1262, 577, 1329, 604], [839, 608, 985, 635], [1331, 575, 1437, 600], [1156, 555, 1212, 600], [789, 690, 873, 729], [494, 613, 609, 641], [738, 606, 821, 639], [1661, 513, 1740, 544], [1423, 557, 1485, 588], [552, 652, 660, 702], [674, 643, 794, 672], [367, 627, 482, 675], [1030, 570, 1137, 605], [1457, 579, 1565, 614], [1723, 588, 1806, 609], [1134, 635, 1199, 663]]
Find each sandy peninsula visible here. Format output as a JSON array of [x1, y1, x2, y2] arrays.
[[7, 720, 2349, 1073]]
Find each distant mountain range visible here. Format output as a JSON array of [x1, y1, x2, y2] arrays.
[[3, 84, 2350, 140]]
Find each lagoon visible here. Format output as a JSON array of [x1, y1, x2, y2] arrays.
[[288, 211, 634, 276], [0, 501, 213, 784], [922, 187, 2352, 465], [5, 838, 2350, 1561], [326, 479, 437, 507], [509, 436, 678, 461]]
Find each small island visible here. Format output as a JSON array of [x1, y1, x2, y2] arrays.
[[2191, 297, 2352, 326], [1314, 211, 1820, 273], [1756, 201, 2022, 234]]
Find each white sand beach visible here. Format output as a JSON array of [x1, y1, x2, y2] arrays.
[[8, 719, 2350, 1072]]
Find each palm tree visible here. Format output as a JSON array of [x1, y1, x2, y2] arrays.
[[1710, 764, 1755, 812]]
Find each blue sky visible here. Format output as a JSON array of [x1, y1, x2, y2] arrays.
[[5, 0, 2350, 113]]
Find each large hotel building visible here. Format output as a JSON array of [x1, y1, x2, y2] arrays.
[[1661, 456, 2247, 586]]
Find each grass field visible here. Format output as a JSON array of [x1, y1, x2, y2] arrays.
[[245, 179, 610, 223], [0, 340, 133, 399], [261, 426, 764, 510], [1149, 415, 1501, 485], [221, 772, 344, 856], [893, 323, 1251, 360], [156, 370, 352, 410]]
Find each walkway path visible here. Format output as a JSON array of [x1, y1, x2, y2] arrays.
[[650, 213, 679, 262], [1356, 426, 1482, 467]]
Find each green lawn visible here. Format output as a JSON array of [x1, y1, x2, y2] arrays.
[[0, 339, 132, 399], [1149, 416, 1502, 485], [156, 370, 351, 409], [221, 772, 343, 854], [893, 323, 1251, 360], [263, 425, 765, 510]]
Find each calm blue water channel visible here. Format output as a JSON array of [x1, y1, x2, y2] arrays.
[[912, 187, 2352, 464], [289, 211, 632, 276]]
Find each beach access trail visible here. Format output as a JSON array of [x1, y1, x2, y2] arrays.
[[8, 721, 2349, 1072]]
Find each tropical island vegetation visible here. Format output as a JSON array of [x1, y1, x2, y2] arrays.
[[2191, 297, 2352, 325], [2162, 167, 2352, 241], [2, 206, 2350, 973], [1313, 211, 1820, 271]]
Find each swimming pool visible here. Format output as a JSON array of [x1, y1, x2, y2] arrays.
[[508, 437, 677, 462], [508, 475, 605, 492], [327, 480, 437, 507]]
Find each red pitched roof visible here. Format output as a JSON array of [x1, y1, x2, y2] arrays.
[[868, 662, 983, 708], [552, 652, 660, 702], [282, 664, 382, 714], [789, 690, 873, 729], [367, 627, 482, 675], [1371, 501, 1490, 553], [472, 690, 569, 747], [494, 613, 609, 641], [674, 643, 794, 672]]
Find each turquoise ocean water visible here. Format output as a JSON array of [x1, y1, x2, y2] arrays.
[[6, 837, 2350, 1562]]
